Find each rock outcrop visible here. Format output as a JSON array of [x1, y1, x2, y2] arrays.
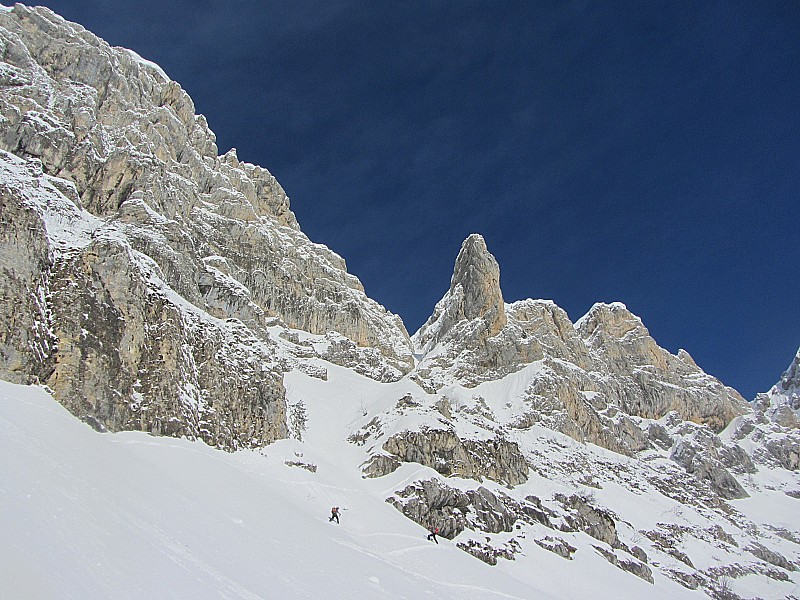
[[387, 478, 551, 547], [760, 346, 800, 427], [592, 545, 654, 584], [731, 347, 800, 472], [376, 429, 529, 486], [777, 347, 800, 406], [670, 438, 749, 499]]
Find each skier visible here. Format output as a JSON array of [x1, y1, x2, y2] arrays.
[[329, 506, 340, 524], [427, 526, 439, 544]]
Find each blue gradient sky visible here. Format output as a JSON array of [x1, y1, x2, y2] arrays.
[[35, 1, 799, 398]]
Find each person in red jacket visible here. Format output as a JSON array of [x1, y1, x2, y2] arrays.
[[329, 506, 340, 524], [427, 526, 439, 544]]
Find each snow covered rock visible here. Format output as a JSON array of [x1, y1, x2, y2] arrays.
[[776, 347, 800, 408], [554, 492, 623, 548], [670, 436, 749, 500], [760, 346, 800, 427], [380, 429, 529, 486], [534, 535, 577, 560], [412, 234, 747, 458], [593, 545, 654, 584], [0, 150, 288, 449], [576, 302, 744, 431], [730, 347, 800, 472], [0, 5, 412, 445], [388, 478, 552, 539]]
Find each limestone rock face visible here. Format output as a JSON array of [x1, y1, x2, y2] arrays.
[[592, 545, 654, 584], [0, 151, 287, 449], [732, 347, 800, 472], [669, 435, 750, 500], [779, 348, 800, 396], [380, 429, 529, 486], [0, 5, 412, 445], [413, 236, 590, 390], [414, 234, 506, 354], [387, 478, 551, 540], [766, 347, 800, 422], [412, 235, 747, 459], [0, 163, 56, 385], [576, 303, 744, 431], [554, 493, 622, 549]]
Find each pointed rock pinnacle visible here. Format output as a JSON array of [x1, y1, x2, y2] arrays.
[[450, 234, 506, 332]]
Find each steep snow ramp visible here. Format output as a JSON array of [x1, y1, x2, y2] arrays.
[[0, 380, 548, 600]]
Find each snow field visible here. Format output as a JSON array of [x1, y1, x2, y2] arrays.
[[0, 380, 543, 599], [3, 354, 798, 599]]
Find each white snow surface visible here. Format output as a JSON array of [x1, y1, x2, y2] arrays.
[[5, 356, 799, 599], [0, 373, 720, 600], [1, 381, 542, 600], [124, 48, 170, 82]]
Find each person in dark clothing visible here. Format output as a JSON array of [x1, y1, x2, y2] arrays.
[[427, 526, 439, 544], [329, 506, 340, 524]]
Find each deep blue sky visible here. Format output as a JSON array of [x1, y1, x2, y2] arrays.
[[35, 1, 799, 399]]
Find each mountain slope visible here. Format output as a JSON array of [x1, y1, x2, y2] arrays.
[[2, 378, 678, 600], [0, 3, 411, 449], [4, 365, 799, 599], [1, 6, 799, 600]]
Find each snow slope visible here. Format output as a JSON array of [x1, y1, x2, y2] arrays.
[[4, 339, 800, 599], [1, 375, 713, 600], [0, 380, 548, 600]]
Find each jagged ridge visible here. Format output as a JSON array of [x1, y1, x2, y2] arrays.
[[0, 4, 413, 447], [412, 234, 746, 456]]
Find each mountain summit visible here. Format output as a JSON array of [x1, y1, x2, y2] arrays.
[[413, 235, 745, 446], [450, 233, 506, 327], [0, 4, 412, 449], [777, 347, 800, 406], [414, 233, 506, 353]]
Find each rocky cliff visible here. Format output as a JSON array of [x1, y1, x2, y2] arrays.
[[767, 347, 800, 420], [730, 347, 800, 471], [2, 6, 799, 597], [412, 234, 747, 456], [0, 4, 412, 448]]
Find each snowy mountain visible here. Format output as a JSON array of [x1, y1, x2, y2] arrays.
[[762, 348, 800, 423], [1, 5, 799, 599], [0, 380, 554, 600], [0, 4, 412, 450]]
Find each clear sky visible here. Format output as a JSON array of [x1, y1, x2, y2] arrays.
[[34, 1, 799, 399]]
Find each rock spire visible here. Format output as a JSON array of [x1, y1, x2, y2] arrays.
[[450, 233, 506, 329], [413, 234, 506, 354], [412, 235, 746, 453]]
